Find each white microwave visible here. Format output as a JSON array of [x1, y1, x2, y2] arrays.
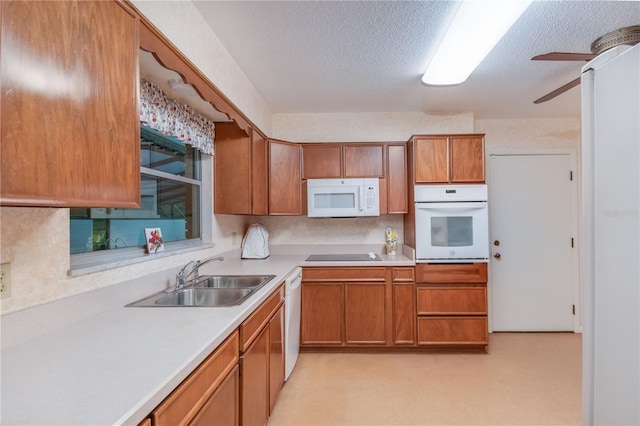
[[307, 178, 380, 217]]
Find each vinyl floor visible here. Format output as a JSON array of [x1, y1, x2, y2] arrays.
[[268, 333, 581, 425]]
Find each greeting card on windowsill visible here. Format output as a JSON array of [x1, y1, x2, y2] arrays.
[[145, 228, 164, 254]]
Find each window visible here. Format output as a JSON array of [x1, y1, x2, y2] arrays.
[[70, 126, 201, 254]]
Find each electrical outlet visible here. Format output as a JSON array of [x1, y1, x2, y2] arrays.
[[232, 232, 238, 246], [0, 263, 11, 299]]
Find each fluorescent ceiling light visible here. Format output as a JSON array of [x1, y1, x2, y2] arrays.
[[422, 0, 532, 86]]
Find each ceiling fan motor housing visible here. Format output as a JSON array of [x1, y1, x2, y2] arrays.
[[591, 25, 640, 55]]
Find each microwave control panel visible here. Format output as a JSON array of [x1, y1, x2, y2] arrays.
[[365, 185, 377, 210]]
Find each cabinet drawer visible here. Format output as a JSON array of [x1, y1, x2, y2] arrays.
[[392, 267, 415, 283], [417, 317, 487, 345], [415, 263, 487, 283], [416, 286, 486, 315], [240, 284, 284, 352], [152, 331, 239, 426], [302, 267, 386, 282]]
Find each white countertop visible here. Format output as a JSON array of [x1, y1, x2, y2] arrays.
[[1, 245, 413, 425]]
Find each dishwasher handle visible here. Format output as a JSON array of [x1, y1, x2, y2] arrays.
[[285, 268, 302, 292]]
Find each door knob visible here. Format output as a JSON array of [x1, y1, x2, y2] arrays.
[[494, 253, 501, 259], [493, 240, 500, 246]]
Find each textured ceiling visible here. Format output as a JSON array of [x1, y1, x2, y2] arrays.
[[190, 0, 639, 119]]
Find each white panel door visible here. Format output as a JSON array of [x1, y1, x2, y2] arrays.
[[489, 154, 575, 331]]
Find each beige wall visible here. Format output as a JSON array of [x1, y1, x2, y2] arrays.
[[273, 111, 475, 142], [477, 118, 581, 151]]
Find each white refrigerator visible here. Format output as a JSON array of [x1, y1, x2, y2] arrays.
[[581, 42, 639, 425]]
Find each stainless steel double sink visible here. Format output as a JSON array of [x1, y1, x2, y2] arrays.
[[126, 275, 276, 307]]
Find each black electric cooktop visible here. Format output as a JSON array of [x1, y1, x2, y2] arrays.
[[305, 253, 381, 262]]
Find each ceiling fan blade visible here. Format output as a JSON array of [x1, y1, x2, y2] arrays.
[[531, 52, 597, 61], [534, 77, 581, 104]]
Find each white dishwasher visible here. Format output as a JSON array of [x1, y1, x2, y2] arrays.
[[284, 267, 302, 380]]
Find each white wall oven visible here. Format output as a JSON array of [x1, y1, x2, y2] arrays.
[[415, 185, 489, 262]]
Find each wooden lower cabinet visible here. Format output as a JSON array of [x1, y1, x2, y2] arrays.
[[145, 286, 286, 426], [239, 284, 285, 426], [300, 282, 343, 345], [190, 365, 240, 426], [301, 267, 389, 348], [415, 263, 488, 348], [151, 332, 239, 426], [392, 267, 415, 345], [417, 317, 487, 345], [416, 286, 487, 315], [268, 305, 285, 413], [240, 327, 270, 426], [345, 282, 386, 345], [298, 265, 488, 351]]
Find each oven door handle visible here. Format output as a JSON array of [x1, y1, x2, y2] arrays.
[[416, 205, 486, 213]]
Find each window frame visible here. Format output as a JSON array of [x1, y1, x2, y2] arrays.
[[69, 146, 214, 276]]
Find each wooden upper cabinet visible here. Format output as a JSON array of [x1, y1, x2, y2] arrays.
[[414, 137, 449, 183], [413, 135, 485, 184], [1, 0, 140, 207], [449, 136, 485, 183], [214, 122, 252, 214], [251, 131, 269, 215], [301, 143, 385, 179], [269, 140, 301, 215], [214, 124, 268, 215], [385, 144, 408, 213], [343, 144, 384, 178], [302, 144, 342, 179]]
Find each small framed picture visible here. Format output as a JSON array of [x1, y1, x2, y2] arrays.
[[145, 228, 164, 254]]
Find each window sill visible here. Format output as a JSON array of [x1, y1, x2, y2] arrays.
[[69, 240, 214, 277]]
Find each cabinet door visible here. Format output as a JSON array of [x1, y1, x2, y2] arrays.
[[343, 144, 385, 178], [190, 365, 239, 426], [302, 144, 342, 179], [450, 136, 485, 183], [268, 305, 285, 413], [1, 0, 139, 207], [414, 137, 449, 183], [386, 144, 408, 213], [152, 332, 239, 426], [252, 131, 269, 215], [301, 283, 343, 345], [345, 283, 386, 344], [240, 327, 269, 426], [269, 140, 301, 215], [392, 268, 416, 345], [214, 122, 252, 214]]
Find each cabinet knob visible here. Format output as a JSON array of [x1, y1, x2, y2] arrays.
[[494, 253, 501, 259], [493, 240, 500, 246]]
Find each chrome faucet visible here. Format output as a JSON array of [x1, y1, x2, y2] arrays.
[[170, 256, 224, 292]]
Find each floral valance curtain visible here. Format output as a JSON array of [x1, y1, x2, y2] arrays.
[[139, 78, 214, 155]]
